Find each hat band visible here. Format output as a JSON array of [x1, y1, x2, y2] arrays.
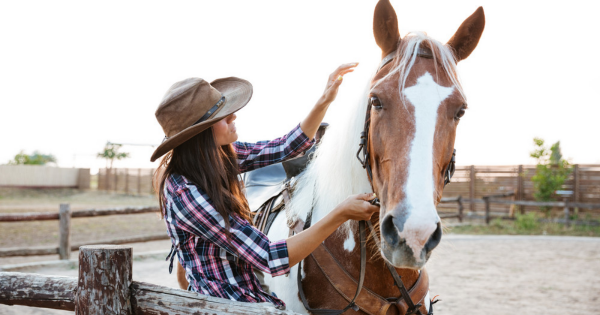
[[161, 96, 226, 143], [193, 96, 226, 126]]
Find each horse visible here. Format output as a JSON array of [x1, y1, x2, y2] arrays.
[[177, 1, 485, 314]]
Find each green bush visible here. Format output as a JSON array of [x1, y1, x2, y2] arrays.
[[515, 212, 538, 231], [529, 138, 572, 215]]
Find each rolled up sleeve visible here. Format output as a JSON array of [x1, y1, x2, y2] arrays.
[[233, 123, 315, 173]]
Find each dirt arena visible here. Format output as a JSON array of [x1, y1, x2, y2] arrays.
[[1, 235, 599, 315]]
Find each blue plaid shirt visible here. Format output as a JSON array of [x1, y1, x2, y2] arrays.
[[163, 124, 314, 308]]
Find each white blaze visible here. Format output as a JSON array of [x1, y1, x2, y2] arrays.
[[400, 72, 453, 260]]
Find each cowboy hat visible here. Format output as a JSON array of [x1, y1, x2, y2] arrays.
[[150, 77, 253, 162]]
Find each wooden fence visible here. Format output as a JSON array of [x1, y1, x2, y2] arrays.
[[97, 168, 155, 194], [0, 245, 300, 314], [439, 192, 600, 225], [439, 164, 600, 217], [0, 204, 167, 259]]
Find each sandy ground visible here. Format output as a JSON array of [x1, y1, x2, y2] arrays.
[[1, 235, 599, 315]]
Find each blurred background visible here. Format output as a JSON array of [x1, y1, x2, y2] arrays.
[[1, 1, 599, 314]]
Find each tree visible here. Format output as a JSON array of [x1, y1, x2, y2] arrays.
[[8, 151, 57, 165], [97, 142, 130, 170], [529, 138, 572, 214]]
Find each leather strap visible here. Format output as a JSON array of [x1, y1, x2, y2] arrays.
[[297, 220, 367, 315], [307, 241, 391, 315], [292, 218, 430, 315]]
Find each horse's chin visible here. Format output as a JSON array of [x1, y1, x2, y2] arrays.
[[380, 240, 431, 270]]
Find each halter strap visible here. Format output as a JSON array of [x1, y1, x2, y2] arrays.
[[376, 46, 435, 74]]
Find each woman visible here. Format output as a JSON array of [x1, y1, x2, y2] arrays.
[[151, 64, 379, 309]]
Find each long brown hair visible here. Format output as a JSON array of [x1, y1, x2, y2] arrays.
[[153, 127, 251, 235]]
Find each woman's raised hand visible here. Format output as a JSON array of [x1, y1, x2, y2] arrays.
[[300, 63, 359, 141], [320, 63, 359, 104], [335, 193, 380, 221]]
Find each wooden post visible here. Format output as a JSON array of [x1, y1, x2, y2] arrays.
[[137, 168, 142, 195], [573, 164, 580, 204], [125, 169, 129, 195], [113, 168, 118, 192], [457, 195, 464, 222], [469, 165, 476, 213], [58, 204, 71, 260], [75, 245, 132, 315], [563, 196, 570, 227], [483, 196, 490, 225], [517, 165, 524, 214]]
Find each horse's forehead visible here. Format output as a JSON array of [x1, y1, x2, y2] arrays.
[[371, 58, 455, 91]]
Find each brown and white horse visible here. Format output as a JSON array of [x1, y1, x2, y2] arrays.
[[176, 1, 485, 314], [264, 1, 485, 314]]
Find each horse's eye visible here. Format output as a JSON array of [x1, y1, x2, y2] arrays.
[[455, 107, 466, 120], [370, 96, 383, 109]]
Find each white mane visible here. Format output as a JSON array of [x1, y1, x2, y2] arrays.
[[288, 32, 463, 235]]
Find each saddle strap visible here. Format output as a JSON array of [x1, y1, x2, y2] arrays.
[[307, 242, 391, 315], [297, 220, 367, 315], [292, 218, 430, 315], [308, 242, 430, 315]]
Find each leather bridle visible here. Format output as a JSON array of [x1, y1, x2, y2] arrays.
[[295, 47, 453, 315], [357, 46, 457, 199]]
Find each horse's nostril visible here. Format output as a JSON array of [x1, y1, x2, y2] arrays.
[[424, 222, 442, 253], [381, 215, 400, 246]]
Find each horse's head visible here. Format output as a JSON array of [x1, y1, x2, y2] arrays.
[[368, 0, 484, 269]]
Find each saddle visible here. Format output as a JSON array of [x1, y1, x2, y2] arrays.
[[244, 146, 315, 234]]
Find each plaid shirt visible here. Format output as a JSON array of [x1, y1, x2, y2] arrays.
[[163, 124, 314, 308]]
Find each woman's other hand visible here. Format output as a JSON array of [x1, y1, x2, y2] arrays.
[[334, 193, 379, 221], [319, 63, 359, 105]]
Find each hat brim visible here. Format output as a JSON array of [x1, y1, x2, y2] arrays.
[[150, 77, 253, 162]]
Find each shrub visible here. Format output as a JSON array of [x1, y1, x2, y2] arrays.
[[529, 138, 572, 215], [515, 212, 538, 231]]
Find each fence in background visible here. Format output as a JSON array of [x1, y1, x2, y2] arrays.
[[0, 204, 166, 259], [97, 168, 155, 195], [0, 165, 90, 189], [438, 164, 600, 218]]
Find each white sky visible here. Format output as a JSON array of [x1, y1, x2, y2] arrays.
[[1, 0, 599, 174]]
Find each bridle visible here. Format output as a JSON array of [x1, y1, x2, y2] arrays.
[[357, 46, 457, 203], [296, 47, 453, 315]]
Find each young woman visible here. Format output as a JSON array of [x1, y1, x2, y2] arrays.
[[151, 64, 379, 309]]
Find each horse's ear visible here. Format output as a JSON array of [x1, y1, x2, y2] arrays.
[[373, 0, 400, 58], [446, 7, 485, 62]]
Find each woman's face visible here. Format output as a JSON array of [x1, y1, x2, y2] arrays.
[[212, 113, 238, 145]]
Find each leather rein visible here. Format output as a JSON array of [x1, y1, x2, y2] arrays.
[[294, 46, 455, 315]]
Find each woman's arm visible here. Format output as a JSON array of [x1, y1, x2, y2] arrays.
[[286, 193, 379, 267], [300, 63, 358, 140], [233, 124, 314, 173]]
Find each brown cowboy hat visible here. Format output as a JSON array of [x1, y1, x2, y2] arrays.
[[150, 77, 253, 162]]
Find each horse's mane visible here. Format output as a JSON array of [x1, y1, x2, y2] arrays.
[[289, 32, 463, 236]]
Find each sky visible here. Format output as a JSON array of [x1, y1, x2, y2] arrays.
[[1, 0, 599, 173]]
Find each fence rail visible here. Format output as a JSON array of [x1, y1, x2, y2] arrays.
[[0, 205, 164, 259], [440, 164, 600, 216], [440, 193, 600, 225], [0, 245, 300, 314]]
